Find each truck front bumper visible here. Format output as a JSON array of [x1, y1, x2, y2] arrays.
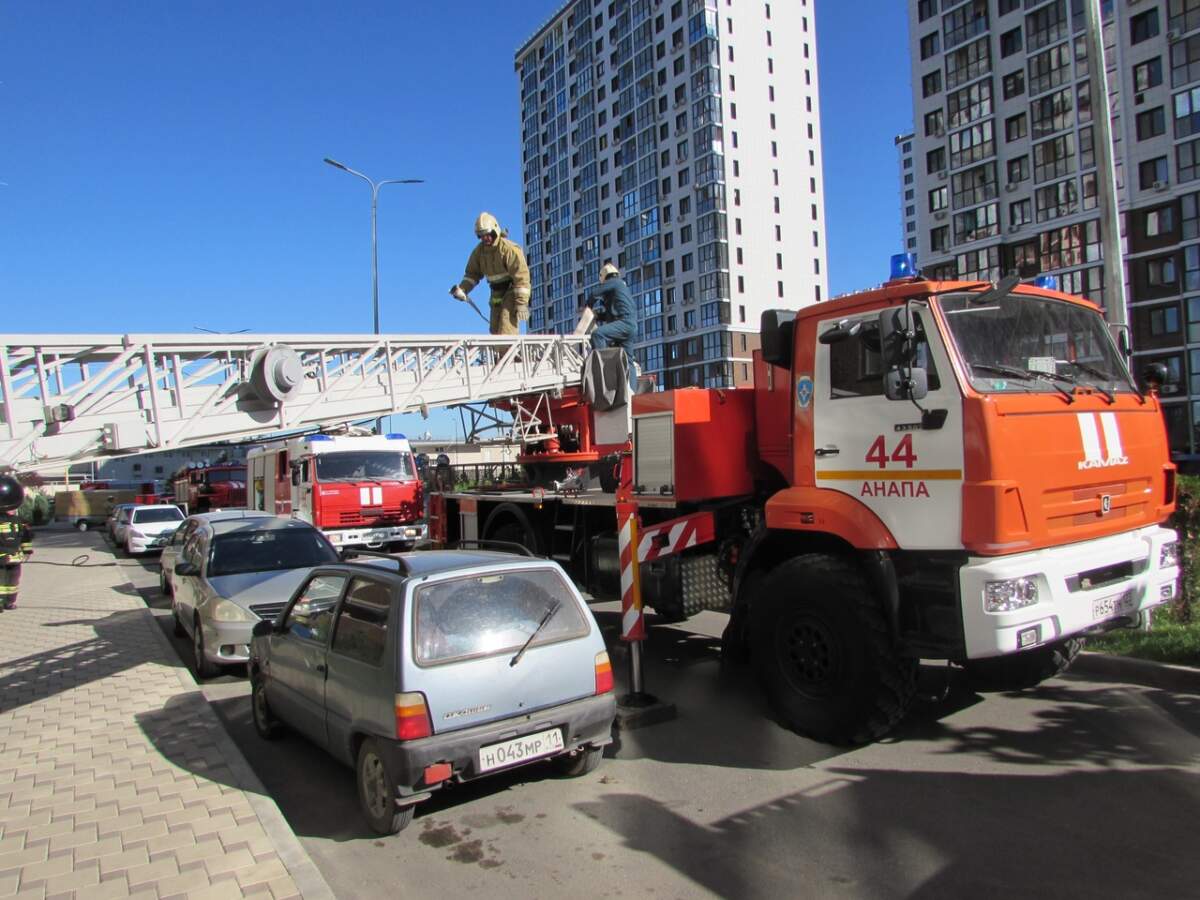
[[324, 523, 428, 549], [959, 523, 1179, 660]]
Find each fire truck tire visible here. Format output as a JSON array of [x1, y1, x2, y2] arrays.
[[751, 554, 916, 745], [961, 637, 1084, 691]]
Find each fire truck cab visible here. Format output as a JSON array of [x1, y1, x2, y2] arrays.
[[247, 433, 426, 551]]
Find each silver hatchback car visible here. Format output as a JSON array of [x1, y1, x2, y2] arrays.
[[249, 550, 615, 835]]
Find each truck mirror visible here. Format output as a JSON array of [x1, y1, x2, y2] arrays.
[[760, 309, 796, 367], [878, 306, 916, 366], [885, 366, 928, 402], [290, 467, 301, 486]]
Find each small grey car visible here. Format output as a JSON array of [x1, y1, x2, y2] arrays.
[[249, 550, 615, 835]]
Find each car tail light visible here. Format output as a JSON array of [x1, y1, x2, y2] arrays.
[[594, 651, 613, 694], [395, 692, 432, 741]]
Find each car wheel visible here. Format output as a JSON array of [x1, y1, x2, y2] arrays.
[[356, 739, 414, 835], [75, 520, 89, 532], [192, 619, 218, 679], [251, 676, 282, 740], [554, 746, 603, 777]]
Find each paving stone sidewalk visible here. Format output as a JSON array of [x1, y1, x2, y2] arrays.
[[0, 528, 333, 899]]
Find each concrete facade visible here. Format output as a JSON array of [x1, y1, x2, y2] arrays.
[[516, 0, 828, 390]]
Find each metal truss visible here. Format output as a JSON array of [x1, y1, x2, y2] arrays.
[[0, 332, 590, 471]]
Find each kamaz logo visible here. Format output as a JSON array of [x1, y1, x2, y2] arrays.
[[1077, 413, 1129, 471]]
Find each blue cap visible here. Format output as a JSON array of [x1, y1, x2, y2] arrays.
[[890, 252, 918, 280], [1033, 275, 1058, 290]]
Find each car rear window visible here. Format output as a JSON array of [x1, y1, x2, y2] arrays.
[[413, 568, 588, 666], [209, 528, 338, 576], [133, 507, 184, 524]]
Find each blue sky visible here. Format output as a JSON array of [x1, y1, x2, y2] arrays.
[[1, 1, 911, 438]]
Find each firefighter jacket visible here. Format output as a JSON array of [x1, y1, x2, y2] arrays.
[[0, 515, 31, 565], [458, 237, 532, 309], [590, 276, 636, 326]]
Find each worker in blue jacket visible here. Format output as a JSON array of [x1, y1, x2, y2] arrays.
[[588, 263, 636, 351]]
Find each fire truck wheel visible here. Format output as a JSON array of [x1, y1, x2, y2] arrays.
[[751, 554, 916, 745], [961, 637, 1084, 692]]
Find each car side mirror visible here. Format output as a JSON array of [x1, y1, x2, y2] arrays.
[[175, 561, 199, 577], [252, 620, 275, 638], [885, 366, 929, 401]]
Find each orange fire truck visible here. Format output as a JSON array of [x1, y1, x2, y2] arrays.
[[429, 273, 1180, 743]]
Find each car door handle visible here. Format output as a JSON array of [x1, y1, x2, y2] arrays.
[[815, 445, 840, 457], [315, 663, 326, 673]]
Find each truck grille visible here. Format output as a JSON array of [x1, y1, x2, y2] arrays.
[[249, 601, 288, 622], [337, 506, 413, 526]]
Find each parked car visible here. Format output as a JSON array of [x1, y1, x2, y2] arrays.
[[159, 510, 274, 597], [122, 504, 186, 555], [107, 503, 137, 542], [171, 516, 339, 679], [248, 549, 615, 835]]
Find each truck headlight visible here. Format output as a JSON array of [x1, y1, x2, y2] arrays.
[[984, 576, 1039, 612], [210, 598, 255, 623], [1160, 541, 1180, 569]]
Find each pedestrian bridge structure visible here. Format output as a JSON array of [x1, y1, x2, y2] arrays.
[[0, 333, 590, 471]]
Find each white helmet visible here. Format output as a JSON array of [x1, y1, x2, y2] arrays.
[[600, 263, 620, 281]]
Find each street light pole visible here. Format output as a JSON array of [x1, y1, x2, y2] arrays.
[[323, 157, 423, 335]]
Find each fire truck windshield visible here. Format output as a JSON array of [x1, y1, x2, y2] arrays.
[[314, 451, 414, 482], [938, 293, 1135, 397], [207, 470, 245, 483]]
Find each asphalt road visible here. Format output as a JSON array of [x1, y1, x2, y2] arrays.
[[112, 544, 1200, 899]]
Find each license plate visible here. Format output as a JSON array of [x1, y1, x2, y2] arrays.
[[478, 727, 564, 773], [1092, 589, 1138, 622]]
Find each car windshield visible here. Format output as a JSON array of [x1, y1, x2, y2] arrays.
[[315, 451, 414, 482], [938, 292, 1135, 395], [414, 568, 588, 665], [132, 508, 184, 524], [208, 528, 338, 577], [207, 470, 245, 483]]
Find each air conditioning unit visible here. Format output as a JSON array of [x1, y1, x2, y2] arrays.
[[1153, 180, 1169, 191], [1005, 182, 1019, 193], [1168, 28, 1182, 42], [934, 210, 947, 220], [937, 169, 948, 180]]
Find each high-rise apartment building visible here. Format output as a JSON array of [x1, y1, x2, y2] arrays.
[[515, 0, 828, 390], [906, 0, 1200, 454], [896, 130, 919, 252]]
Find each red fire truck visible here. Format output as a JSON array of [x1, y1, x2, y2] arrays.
[[429, 273, 1181, 743], [171, 463, 247, 512], [246, 433, 426, 550]]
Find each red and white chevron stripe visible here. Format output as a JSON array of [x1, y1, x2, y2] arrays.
[[637, 511, 716, 563], [617, 501, 645, 642]]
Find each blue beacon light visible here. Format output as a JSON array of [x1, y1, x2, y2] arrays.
[[890, 252, 918, 280], [1033, 275, 1059, 290]]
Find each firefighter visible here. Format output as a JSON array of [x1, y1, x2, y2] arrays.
[[588, 263, 636, 351], [450, 213, 531, 336], [0, 475, 32, 611]]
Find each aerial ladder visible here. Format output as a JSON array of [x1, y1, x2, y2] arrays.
[[0, 332, 591, 472]]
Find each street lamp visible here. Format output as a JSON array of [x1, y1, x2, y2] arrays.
[[323, 157, 423, 335]]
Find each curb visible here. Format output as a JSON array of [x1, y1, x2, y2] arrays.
[[1072, 650, 1200, 694], [130, 579, 336, 900]]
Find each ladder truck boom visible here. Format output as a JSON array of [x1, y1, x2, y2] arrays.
[[0, 332, 589, 471]]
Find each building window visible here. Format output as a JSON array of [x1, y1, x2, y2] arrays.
[[1000, 27, 1022, 58], [947, 80, 993, 129], [1005, 113, 1027, 142], [1030, 87, 1074, 138], [925, 108, 944, 136], [920, 31, 940, 60], [1007, 155, 1030, 184], [918, 0, 937, 23], [1029, 43, 1072, 96], [1131, 9, 1161, 45], [1034, 179, 1078, 222], [999, 0, 1019, 14], [927, 146, 946, 173], [1175, 87, 1200, 139], [1170, 0, 1200, 34], [1137, 106, 1166, 140], [952, 203, 998, 243], [1009, 198, 1032, 227], [930, 225, 949, 251], [922, 69, 942, 98], [942, 1, 989, 51], [1172, 34, 1200, 87], [1033, 133, 1075, 183], [951, 162, 997, 209], [945, 37, 990, 90], [1145, 205, 1176, 237], [1146, 255, 1178, 288], [1181, 137, 1200, 183], [1002, 69, 1025, 100], [1140, 156, 1169, 189], [948, 120, 994, 169], [929, 185, 948, 212], [1149, 304, 1182, 337], [1026, 0, 1067, 52], [1135, 57, 1163, 93]]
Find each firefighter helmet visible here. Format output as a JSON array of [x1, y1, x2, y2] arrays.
[[474, 212, 501, 240], [600, 263, 620, 282], [0, 475, 24, 512]]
